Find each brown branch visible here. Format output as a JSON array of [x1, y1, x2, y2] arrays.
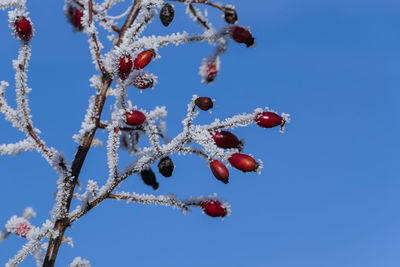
[[116, 0, 143, 46], [88, 0, 108, 75], [43, 2, 145, 266], [75, 0, 120, 32], [188, 3, 210, 30]]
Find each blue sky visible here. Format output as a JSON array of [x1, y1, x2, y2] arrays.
[[0, 0, 399, 266]]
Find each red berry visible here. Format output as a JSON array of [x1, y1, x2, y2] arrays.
[[195, 97, 213, 111], [125, 110, 146, 126], [132, 73, 153, 89], [212, 131, 241, 149], [201, 200, 227, 217], [206, 62, 218, 82], [14, 17, 32, 42], [15, 222, 31, 238], [229, 25, 255, 47], [228, 153, 259, 172], [119, 55, 133, 80], [134, 50, 153, 70], [255, 112, 283, 128], [209, 159, 229, 184], [67, 6, 84, 31]]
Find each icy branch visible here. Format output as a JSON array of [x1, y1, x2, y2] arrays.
[[0, 0, 25, 10], [6, 220, 54, 267], [108, 191, 229, 214]]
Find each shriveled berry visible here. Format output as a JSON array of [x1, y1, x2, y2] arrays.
[[14, 17, 32, 42], [132, 73, 153, 90], [125, 110, 146, 126], [195, 97, 213, 111], [15, 222, 31, 238], [201, 200, 227, 217], [140, 169, 159, 190], [229, 25, 255, 47], [134, 50, 153, 70], [212, 131, 241, 149], [224, 8, 238, 24], [255, 111, 283, 128], [206, 62, 218, 82], [160, 3, 174, 26], [158, 156, 174, 177], [67, 6, 84, 31], [229, 153, 259, 172], [119, 55, 133, 80], [209, 159, 229, 184]]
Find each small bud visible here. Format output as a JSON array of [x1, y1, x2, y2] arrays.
[[158, 156, 174, 177], [229, 25, 255, 47], [132, 73, 154, 90], [195, 97, 213, 111], [66, 6, 84, 31], [14, 17, 32, 42], [140, 169, 159, 190], [255, 111, 283, 128], [160, 3, 175, 26], [206, 62, 218, 83], [228, 153, 259, 172], [212, 131, 241, 149], [201, 200, 227, 217], [134, 50, 154, 70], [209, 159, 229, 184], [224, 8, 238, 24], [125, 110, 146, 126], [15, 222, 31, 238], [119, 55, 133, 80]]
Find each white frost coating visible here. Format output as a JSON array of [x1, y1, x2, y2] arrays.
[[32, 244, 46, 267], [0, 0, 25, 10], [130, 26, 227, 52], [5, 216, 31, 236], [73, 95, 97, 144], [185, 2, 213, 29], [0, 81, 26, 131], [80, 180, 99, 210], [112, 191, 229, 215], [0, 138, 36, 155], [6, 220, 53, 267], [81, 0, 105, 71], [22, 206, 36, 219], [69, 257, 91, 267]]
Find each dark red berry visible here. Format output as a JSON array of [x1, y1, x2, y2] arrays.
[[14, 17, 32, 42], [201, 200, 227, 217], [229, 25, 255, 47], [119, 55, 133, 80], [125, 110, 146, 126], [160, 3, 174, 26], [134, 50, 153, 70], [206, 62, 218, 82], [224, 8, 238, 24], [212, 131, 240, 149], [158, 156, 174, 177], [67, 6, 84, 31], [209, 159, 229, 184], [255, 111, 283, 128], [228, 153, 259, 172], [195, 97, 213, 111], [140, 168, 159, 190], [132, 73, 153, 89]]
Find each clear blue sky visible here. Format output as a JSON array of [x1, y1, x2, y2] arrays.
[[1, 0, 399, 266]]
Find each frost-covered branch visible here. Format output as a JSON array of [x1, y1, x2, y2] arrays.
[[6, 220, 54, 267], [108, 191, 228, 213]]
